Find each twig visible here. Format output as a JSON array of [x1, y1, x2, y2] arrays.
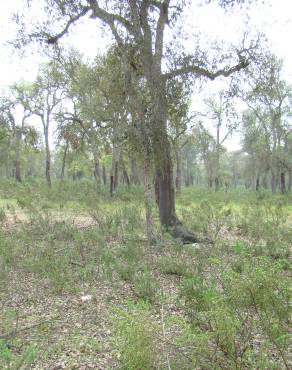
[[0, 318, 58, 340], [69, 260, 85, 268]]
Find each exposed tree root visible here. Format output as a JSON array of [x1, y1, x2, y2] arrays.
[[167, 217, 213, 245]]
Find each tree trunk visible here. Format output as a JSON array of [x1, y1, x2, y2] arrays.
[[15, 160, 22, 182], [102, 164, 107, 185], [255, 175, 260, 191], [151, 102, 199, 243], [143, 153, 156, 245], [280, 172, 286, 194], [91, 137, 100, 185], [215, 176, 220, 192], [288, 171, 292, 192], [214, 147, 220, 191], [93, 161, 100, 184], [114, 161, 119, 190], [110, 175, 114, 197], [60, 141, 68, 182], [130, 158, 140, 185], [271, 171, 276, 193], [262, 173, 268, 189], [122, 166, 130, 186], [110, 144, 120, 195], [175, 150, 182, 193], [120, 155, 130, 186], [44, 124, 51, 187], [45, 140, 51, 187], [15, 128, 22, 182]]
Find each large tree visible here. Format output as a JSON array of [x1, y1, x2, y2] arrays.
[[18, 0, 255, 241]]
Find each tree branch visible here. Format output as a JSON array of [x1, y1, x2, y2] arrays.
[[88, 0, 134, 35], [164, 59, 250, 80], [47, 7, 91, 44], [154, 0, 170, 66]]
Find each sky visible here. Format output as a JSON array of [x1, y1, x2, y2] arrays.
[[0, 0, 292, 151]]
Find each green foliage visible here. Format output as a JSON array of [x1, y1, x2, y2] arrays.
[[158, 255, 191, 276], [133, 269, 160, 303], [0, 339, 37, 369], [178, 254, 291, 369], [0, 308, 38, 369], [111, 305, 160, 370], [238, 198, 291, 257]]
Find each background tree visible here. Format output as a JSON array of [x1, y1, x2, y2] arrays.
[[0, 87, 33, 182], [237, 54, 292, 192]]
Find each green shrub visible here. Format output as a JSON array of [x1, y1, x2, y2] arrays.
[[111, 305, 160, 369], [133, 269, 160, 303], [0, 339, 38, 369], [177, 256, 291, 369], [158, 255, 191, 276]]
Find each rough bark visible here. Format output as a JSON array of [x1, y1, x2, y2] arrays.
[[143, 154, 156, 245]]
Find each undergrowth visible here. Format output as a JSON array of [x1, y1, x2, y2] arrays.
[[0, 181, 291, 369]]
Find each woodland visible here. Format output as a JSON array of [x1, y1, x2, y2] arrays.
[[0, 0, 291, 369]]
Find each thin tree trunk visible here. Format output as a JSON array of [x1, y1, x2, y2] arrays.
[[110, 175, 114, 197], [120, 155, 130, 186], [42, 114, 52, 188], [214, 148, 220, 192], [271, 170, 276, 193], [60, 141, 68, 182], [91, 137, 100, 185], [262, 173, 268, 189], [93, 161, 100, 184], [255, 174, 260, 191], [110, 144, 120, 195], [130, 158, 140, 185], [215, 177, 220, 191], [280, 172, 286, 194], [175, 150, 182, 193], [15, 161, 22, 182], [45, 131, 51, 187], [288, 171, 292, 192], [15, 128, 22, 182], [102, 164, 107, 185], [114, 161, 119, 190], [122, 166, 130, 186]]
